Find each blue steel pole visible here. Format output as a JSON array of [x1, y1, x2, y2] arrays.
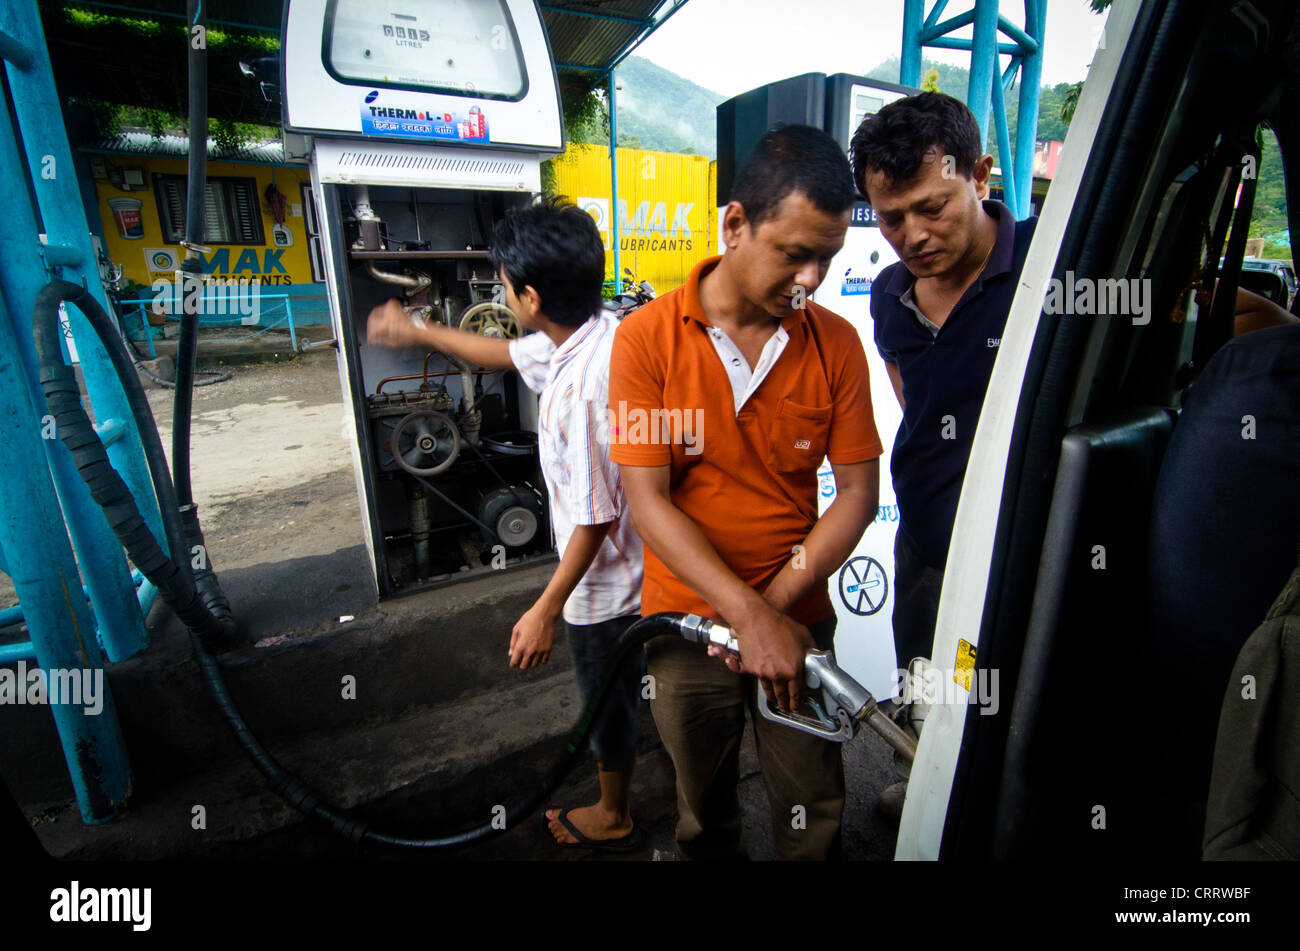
[[608, 71, 622, 293], [927, 38, 1022, 54], [921, 9, 975, 41], [0, 642, 38, 664], [923, 0, 953, 31], [0, 567, 155, 656], [967, 0, 1000, 152], [990, 65, 1019, 220], [2, 0, 157, 661], [0, 290, 132, 824], [286, 296, 297, 351], [1012, 0, 1046, 220], [0, 76, 147, 673], [900, 0, 925, 86]]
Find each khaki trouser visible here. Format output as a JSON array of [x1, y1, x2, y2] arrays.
[[645, 617, 843, 861]]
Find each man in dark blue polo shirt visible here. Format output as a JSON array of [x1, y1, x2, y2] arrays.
[[850, 92, 1037, 816]]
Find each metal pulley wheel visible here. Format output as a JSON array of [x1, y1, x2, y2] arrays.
[[478, 486, 542, 548], [494, 505, 538, 547], [459, 300, 522, 339], [391, 410, 461, 477]]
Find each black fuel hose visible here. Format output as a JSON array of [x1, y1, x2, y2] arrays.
[[34, 276, 687, 848], [33, 281, 234, 644], [219, 612, 679, 849], [173, 0, 210, 508]]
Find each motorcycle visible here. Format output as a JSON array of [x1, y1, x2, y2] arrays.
[[602, 267, 657, 319]]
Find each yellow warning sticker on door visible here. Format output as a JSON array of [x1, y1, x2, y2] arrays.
[[954, 640, 976, 691]]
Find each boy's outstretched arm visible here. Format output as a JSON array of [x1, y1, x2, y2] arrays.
[[365, 298, 516, 369], [509, 521, 613, 669]]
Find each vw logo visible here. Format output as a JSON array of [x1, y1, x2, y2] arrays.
[[838, 556, 887, 616]]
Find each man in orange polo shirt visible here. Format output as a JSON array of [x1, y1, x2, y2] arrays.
[[609, 124, 882, 860]]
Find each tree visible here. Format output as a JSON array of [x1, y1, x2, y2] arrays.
[[541, 86, 610, 196], [1062, 0, 1113, 123]]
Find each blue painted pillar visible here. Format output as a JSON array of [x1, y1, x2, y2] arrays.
[[608, 71, 622, 291], [0, 290, 132, 824], [0, 8, 134, 822], [1012, 0, 1046, 219], [0, 95, 144, 668], [900, 0, 925, 86], [967, 0, 1000, 151], [989, 63, 1019, 220], [1, 0, 156, 661]]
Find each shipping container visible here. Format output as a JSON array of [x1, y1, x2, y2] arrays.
[[550, 143, 715, 295]]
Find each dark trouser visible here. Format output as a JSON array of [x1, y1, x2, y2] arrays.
[[645, 616, 843, 861], [891, 530, 944, 782], [566, 614, 644, 773], [892, 529, 944, 672]]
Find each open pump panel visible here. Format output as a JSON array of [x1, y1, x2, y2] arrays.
[[326, 180, 554, 596], [281, 0, 565, 597]]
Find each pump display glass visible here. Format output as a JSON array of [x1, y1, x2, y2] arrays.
[[325, 0, 527, 100]]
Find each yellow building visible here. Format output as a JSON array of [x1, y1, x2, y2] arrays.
[[82, 132, 329, 325]]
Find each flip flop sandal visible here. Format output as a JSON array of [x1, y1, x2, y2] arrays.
[[546, 807, 645, 853]]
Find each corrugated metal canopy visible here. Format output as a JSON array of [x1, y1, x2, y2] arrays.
[[38, 1, 691, 127], [81, 131, 287, 164], [543, 1, 682, 71]]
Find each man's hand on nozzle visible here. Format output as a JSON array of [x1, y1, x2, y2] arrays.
[[708, 602, 813, 712], [366, 298, 424, 349]]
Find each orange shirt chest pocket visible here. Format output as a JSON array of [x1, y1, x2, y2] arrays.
[[766, 397, 833, 476]]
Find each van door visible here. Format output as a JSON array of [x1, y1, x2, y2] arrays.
[[898, 0, 1300, 860]]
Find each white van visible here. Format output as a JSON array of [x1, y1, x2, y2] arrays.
[[899, 0, 1300, 860]]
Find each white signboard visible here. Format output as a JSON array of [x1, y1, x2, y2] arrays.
[[282, 0, 563, 152]]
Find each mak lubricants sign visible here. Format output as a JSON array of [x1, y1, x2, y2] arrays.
[[145, 247, 295, 285], [579, 197, 697, 252], [556, 143, 713, 294]]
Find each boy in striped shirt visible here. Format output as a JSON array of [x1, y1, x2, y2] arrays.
[[366, 198, 645, 851]]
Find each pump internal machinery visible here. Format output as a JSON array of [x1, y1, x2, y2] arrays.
[[333, 183, 550, 594]]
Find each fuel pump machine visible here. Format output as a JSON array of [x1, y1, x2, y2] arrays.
[[717, 73, 918, 699], [281, 0, 565, 597]]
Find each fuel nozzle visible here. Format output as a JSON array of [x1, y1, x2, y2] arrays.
[[676, 614, 740, 654], [667, 613, 916, 761]]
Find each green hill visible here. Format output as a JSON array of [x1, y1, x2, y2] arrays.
[[600, 55, 1071, 163], [609, 56, 725, 158], [866, 56, 1075, 153]]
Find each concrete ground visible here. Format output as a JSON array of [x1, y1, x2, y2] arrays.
[[2, 335, 901, 861]]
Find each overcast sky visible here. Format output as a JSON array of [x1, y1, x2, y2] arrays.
[[633, 0, 1110, 98]]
